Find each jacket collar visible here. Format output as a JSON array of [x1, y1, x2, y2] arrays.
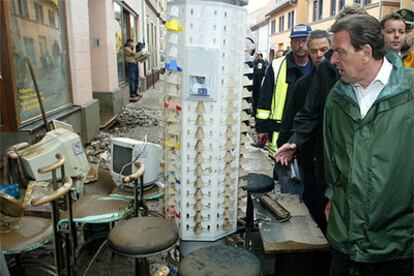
[[332, 51, 410, 105]]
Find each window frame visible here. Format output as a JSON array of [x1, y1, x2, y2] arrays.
[[278, 16, 285, 32], [271, 19, 276, 34], [330, 0, 336, 16], [288, 11, 295, 30]]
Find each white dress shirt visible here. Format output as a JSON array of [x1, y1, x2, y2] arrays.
[[352, 57, 393, 118]]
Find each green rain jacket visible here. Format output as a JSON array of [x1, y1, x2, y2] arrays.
[[323, 52, 414, 262]]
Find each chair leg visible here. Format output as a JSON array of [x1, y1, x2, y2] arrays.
[[244, 192, 254, 249], [135, 258, 150, 276], [135, 258, 140, 276]]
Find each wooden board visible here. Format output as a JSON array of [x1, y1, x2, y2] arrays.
[[253, 193, 329, 254]]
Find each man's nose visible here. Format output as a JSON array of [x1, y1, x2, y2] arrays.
[[330, 52, 338, 65]]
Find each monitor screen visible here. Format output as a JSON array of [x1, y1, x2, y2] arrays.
[[112, 144, 133, 176]]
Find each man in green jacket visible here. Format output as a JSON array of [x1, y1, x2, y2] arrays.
[[324, 14, 413, 275]]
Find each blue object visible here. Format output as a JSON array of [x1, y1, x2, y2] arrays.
[[0, 183, 20, 198], [165, 60, 182, 72]]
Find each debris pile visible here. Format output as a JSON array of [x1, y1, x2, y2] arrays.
[[85, 106, 161, 169], [114, 106, 160, 131], [85, 132, 113, 169]]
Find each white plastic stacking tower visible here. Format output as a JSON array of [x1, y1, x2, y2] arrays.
[[162, 0, 248, 241]]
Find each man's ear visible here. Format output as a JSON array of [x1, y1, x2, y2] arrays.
[[361, 44, 373, 64]]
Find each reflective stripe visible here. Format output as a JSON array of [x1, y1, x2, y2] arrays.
[[256, 109, 270, 120], [268, 131, 279, 158], [270, 57, 289, 121]]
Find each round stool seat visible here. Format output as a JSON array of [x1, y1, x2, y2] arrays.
[[71, 195, 129, 223], [241, 173, 274, 194], [108, 217, 178, 257], [179, 245, 261, 276], [1, 216, 53, 254]]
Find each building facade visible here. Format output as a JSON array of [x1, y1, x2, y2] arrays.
[[0, 0, 165, 152], [264, 0, 402, 56], [250, 0, 277, 61]]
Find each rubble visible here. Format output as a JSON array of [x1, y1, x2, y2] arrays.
[[114, 106, 161, 129], [85, 104, 162, 170]]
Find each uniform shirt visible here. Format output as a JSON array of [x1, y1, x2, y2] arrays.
[[352, 57, 392, 118]]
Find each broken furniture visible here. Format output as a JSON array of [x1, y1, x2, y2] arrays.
[[1, 155, 73, 275], [179, 244, 261, 276], [108, 161, 179, 276]]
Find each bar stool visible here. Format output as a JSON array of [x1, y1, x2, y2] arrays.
[[1, 155, 73, 275], [179, 245, 261, 276], [107, 161, 179, 276], [240, 173, 274, 248]]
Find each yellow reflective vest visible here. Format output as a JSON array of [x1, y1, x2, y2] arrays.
[[256, 56, 289, 157]]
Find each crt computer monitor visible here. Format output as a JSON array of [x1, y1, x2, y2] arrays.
[[110, 137, 162, 187]]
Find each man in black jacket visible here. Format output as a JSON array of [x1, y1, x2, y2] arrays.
[[251, 53, 268, 148], [278, 30, 331, 232]]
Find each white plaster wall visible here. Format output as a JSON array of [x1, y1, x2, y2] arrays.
[[66, 0, 93, 105]]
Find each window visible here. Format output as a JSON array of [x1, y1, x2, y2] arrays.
[[9, 0, 71, 123], [313, 0, 323, 21], [48, 10, 55, 27], [354, 0, 361, 5], [34, 2, 43, 23], [319, 0, 323, 19], [364, 0, 371, 5], [278, 16, 285, 32], [23, 38, 36, 65], [339, 0, 345, 10], [271, 19, 276, 34], [288, 11, 295, 30], [330, 0, 336, 16], [13, 0, 28, 17]]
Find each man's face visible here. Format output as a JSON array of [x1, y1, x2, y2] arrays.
[[308, 37, 330, 67], [330, 30, 365, 84], [383, 19, 406, 53], [291, 37, 308, 58]]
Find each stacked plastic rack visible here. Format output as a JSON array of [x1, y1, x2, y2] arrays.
[[162, 0, 248, 241]]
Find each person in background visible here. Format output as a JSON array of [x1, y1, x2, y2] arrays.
[[380, 12, 407, 55], [276, 49, 285, 58], [398, 8, 414, 68], [124, 38, 139, 99], [325, 14, 413, 275], [135, 42, 146, 97], [251, 52, 268, 148], [277, 30, 331, 231], [256, 24, 312, 194]]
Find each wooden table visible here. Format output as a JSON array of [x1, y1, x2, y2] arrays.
[[253, 193, 329, 254], [253, 193, 331, 275]]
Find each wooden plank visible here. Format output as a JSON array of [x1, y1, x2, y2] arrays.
[[254, 193, 329, 254]]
